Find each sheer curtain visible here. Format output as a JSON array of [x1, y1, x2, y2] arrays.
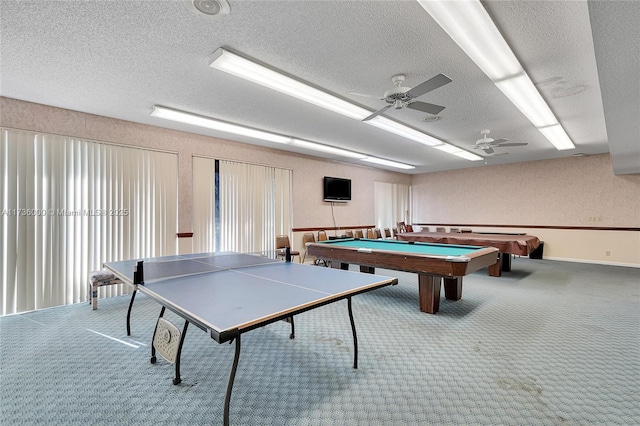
[[192, 157, 293, 255], [374, 181, 411, 230], [1, 129, 178, 315]]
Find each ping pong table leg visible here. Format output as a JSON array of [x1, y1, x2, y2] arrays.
[[150, 307, 166, 364], [126, 289, 137, 336], [283, 316, 295, 339], [347, 297, 358, 369], [224, 335, 241, 426], [172, 321, 189, 385]]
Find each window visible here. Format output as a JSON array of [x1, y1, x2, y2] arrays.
[[374, 181, 411, 231], [192, 157, 293, 255], [1, 129, 178, 315]]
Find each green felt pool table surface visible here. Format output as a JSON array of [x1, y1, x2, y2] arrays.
[[318, 238, 483, 257]]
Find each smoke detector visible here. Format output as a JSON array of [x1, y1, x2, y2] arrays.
[[184, 0, 230, 18]]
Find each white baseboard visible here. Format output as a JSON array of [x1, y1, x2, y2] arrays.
[[538, 256, 640, 268]]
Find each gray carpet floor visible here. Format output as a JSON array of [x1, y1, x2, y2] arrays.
[[1, 258, 638, 425]]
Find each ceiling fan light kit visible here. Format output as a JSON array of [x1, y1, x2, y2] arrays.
[[418, 0, 575, 152], [471, 129, 529, 155], [362, 73, 451, 121]]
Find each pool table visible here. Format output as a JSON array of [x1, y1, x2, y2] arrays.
[[306, 238, 499, 314], [397, 231, 541, 277]]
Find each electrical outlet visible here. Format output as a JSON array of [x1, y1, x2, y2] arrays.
[[605, 250, 611, 256]]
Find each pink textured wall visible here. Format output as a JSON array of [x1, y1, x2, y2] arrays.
[[411, 154, 640, 227], [0, 97, 410, 234]]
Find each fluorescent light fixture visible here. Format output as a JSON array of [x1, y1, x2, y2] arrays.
[[367, 116, 443, 147], [209, 47, 486, 162], [362, 157, 415, 170], [418, 0, 520, 81], [210, 48, 370, 120], [537, 124, 575, 151], [434, 143, 483, 161], [151, 106, 291, 144], [151, 105, 413, 168], [418, 0, 575, 151], [495, 74, 558, 128], [290, 139, 367, 159]]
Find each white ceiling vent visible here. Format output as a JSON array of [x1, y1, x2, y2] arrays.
[[184, 0, 230, 18]]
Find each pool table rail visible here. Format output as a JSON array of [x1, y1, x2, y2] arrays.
[[307, 242, 498, 278]]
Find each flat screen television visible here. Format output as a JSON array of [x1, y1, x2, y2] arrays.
[[323, 176, 351, 202]]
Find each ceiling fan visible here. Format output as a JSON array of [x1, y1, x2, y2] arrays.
[[354, 74, 452, 122], [472, 129, 528, 154]]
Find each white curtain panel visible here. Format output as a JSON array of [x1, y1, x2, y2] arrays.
[[0, 129, 178, 315], [374, 181, 411, 230], [192, 158, 293, 255]]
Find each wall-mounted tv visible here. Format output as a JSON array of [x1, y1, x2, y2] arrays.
[[323, 176, 351, 202]]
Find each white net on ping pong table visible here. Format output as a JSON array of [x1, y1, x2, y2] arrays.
[[137, 252, 282, 283]]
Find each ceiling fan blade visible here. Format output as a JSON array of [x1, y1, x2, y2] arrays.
[[497, 142, 528, 147], [406, 73, 452, 98], [488, 138, 509, 145], [362, 104, 392, 122], [482, 147, 494, 154], [406, 101, 446, 115]]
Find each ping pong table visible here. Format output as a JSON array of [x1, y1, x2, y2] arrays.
[[104, 252, 397, 426]]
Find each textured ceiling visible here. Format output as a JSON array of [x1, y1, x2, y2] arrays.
[[1, 0, 637, 174]]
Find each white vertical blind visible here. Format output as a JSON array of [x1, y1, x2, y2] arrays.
[[1, 129, 178, 315], [192, 156, 217, 252], [374, 181, 411, 230], [192, 157, 293, 255]]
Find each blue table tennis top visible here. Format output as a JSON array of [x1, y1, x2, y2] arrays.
[[104, 252, 397, 342]]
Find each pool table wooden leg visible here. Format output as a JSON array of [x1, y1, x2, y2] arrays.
[[443, 277, 462, 300], [488, 255, 503, 277], [418, 274, 441, 314], [501, 253, 512, 272], [359, 265, 375, 274], [331, 262, 349, 271]]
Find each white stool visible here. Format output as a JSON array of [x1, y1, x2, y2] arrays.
[[88, 270, 122, 310]]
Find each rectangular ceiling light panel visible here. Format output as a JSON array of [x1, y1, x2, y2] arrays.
[[495, 74, 558, 128], [290, 139, 367, 159], [210, 48, 370, 120], [434, 143, 483, 161], [418, 0, 575, 151], [362, 157, 416, 169], [419, 0, 521, 81], [151, 106, 414, 169], [368, 116, 443, 147], [151, 106, 291, 144], [538, 124, 575, 151]]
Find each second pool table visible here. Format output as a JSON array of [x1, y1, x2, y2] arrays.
[[397, 231, 541, 277], [306, 238, 499, 314]]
